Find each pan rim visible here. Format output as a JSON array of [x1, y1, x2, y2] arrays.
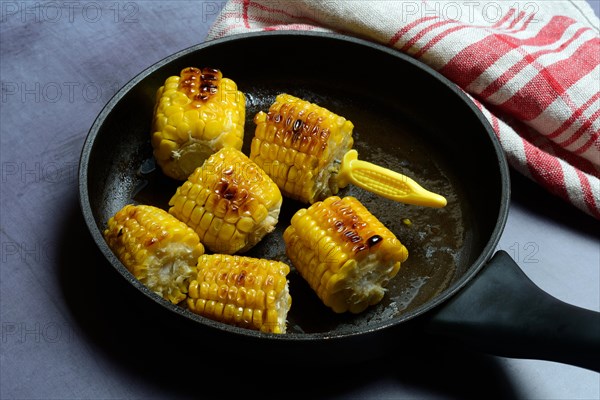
[[78, 30, 510, 341]]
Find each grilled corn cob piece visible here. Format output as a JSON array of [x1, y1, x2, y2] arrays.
[[250, 94, 447, 208], [169, 147, 282, 254], [103, 204, 205, 304], [250, 93, 354, 204], [151, 67, 246, 181], [187, 254, 291, 334], [283, 196, 408, 314]]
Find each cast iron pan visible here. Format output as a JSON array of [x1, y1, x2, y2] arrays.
[[79, 32, 599, 370]]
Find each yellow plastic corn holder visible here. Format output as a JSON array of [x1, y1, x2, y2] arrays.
[[336, 150, 447, 208]]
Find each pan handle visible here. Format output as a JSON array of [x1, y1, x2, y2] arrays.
[[423, 250, 600, 372]]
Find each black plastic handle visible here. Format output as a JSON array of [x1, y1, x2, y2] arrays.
[[423, 250, 600, 372]]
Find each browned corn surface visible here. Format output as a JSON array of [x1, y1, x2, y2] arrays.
[[250, 93, 354, 204], [103, 204, 205, 304], [283, 196, 408, 313], [187, 254, 291, 334], [169, 147, 282, 254], [151, 67, 245, 181]]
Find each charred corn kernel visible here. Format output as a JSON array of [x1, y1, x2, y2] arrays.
[[169, 147, 282, 254], [283, 196, 408, 314], [151, 67, 246, 181], [103, 204, 205, 304], [187, 254, 292, 333], [249, 93, 354, 204]]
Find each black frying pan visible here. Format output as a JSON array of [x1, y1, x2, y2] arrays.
[[79, 32, 599, 371]]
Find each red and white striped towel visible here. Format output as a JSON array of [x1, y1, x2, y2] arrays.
[[207, 0, 600, 219]]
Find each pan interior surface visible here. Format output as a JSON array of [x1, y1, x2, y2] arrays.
[[81, 32, 506, 336]]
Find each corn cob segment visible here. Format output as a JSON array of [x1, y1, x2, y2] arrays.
[[103, 204, 205, 304], [250, 93, 354, 204], [187, 254, 292, 334], [283, 196, 408, 314], [151, 67, 246, 181], [169, 147, 282, 254]]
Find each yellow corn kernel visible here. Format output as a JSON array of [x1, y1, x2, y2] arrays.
[[249, 93, 354, 203], [103, 204, 205, 304], [169, 147, 282, 254], [283, 196, 408, 314], [187, 254, 292, 334], [151, 67, 246, 181]]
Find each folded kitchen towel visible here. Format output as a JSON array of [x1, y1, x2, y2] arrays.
[[207, 0, 600, 219]]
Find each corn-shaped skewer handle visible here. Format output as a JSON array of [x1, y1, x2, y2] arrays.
[[337, 150, 447, 208]]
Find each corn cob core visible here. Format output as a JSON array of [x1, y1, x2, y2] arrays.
[[250, 93, 354, 204], [169, 147, 282, 254], [187, 254, 292, 334], [283, 196, 408, 313], [151, 67, 246, 181], [103, 204, 205, 304]]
